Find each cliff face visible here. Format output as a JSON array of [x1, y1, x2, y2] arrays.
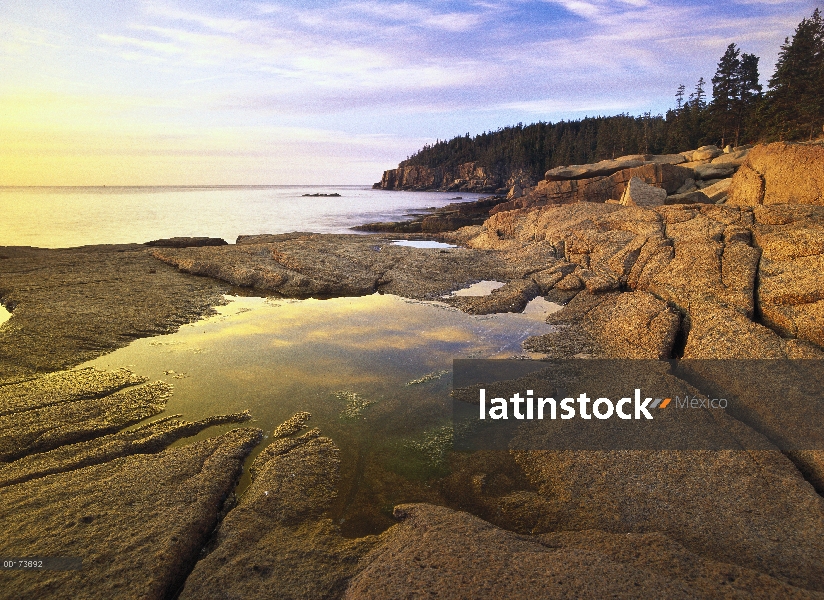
[[374, 161, 535, 193]]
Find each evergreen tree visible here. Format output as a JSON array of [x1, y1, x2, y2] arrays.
[[762, 8, 824, 140], [735, 52, 762, 145], [675, 84, 686, 112], [692, 77, 708, 110], [396, 10, 822, 185], [710, 44, 741, 147], [683, 78, 708, 147]]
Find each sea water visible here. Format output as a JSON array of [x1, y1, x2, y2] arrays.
[[0, 185, 483, 248]]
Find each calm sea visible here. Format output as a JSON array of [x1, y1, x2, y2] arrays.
[[0, 185, 484, 249]]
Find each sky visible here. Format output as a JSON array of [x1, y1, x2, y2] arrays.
[[0, 0, 819, 185]]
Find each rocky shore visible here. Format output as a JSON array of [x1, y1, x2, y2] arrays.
[[1, 141, 824, 598]]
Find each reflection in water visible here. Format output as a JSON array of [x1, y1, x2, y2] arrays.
[[448, 280, 506, 297], [391, 240, 457, 249], [0, 304, 11, 327], [84, 293, 555, 536], [446, 282, 564, 316]]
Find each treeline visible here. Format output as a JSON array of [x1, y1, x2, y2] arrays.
[[400, 8, 823, 176]]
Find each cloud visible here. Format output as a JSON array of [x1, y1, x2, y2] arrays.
[[3, 0, 818, 184]]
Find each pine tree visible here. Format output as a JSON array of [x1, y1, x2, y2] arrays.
[[763, 8, 824, 140], [675, 84, 686, 112], [693, 77, 708, 110], [735, 53, 762, 145], [710, 44, 741, 147]]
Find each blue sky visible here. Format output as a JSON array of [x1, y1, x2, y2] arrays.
[[1, 0, 818, 185]]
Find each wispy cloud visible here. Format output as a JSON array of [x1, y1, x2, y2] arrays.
[[1, 0, 819, 183]]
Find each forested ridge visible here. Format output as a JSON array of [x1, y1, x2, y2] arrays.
[[398, 8, 824, 179]]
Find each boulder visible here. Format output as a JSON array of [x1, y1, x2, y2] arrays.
[[699, 178, 733, 203], [646, 153, 687, 165], [498, 164, 691, 212], [506, 184, 524, 200], [545, 157, 646, 181], [665, 191, 712, 205], [673, 178, 697, 194], [680, 159, 713, 170], [693, 162, 737, 180], [606, 163, 692, 196], [619, 177, 666, 208], [692, 145, 723, 161], [711, 148, 750, 166], [728, 142, 824, 206]]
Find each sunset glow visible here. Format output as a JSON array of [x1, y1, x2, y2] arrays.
[[1, 0, 817, 185]]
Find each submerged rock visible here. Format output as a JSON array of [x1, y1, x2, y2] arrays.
[[446, 279, 540, 314]]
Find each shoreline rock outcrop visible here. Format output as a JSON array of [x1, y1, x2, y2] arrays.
[[374, 161, 535, 194], [1, 140, 823, 598]]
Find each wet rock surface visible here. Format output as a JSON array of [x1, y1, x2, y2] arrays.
[[446, 278, 540, 314]]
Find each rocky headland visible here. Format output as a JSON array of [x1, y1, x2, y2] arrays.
[[1, 141, 824, 598]]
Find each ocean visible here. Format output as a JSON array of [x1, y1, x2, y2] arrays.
[[0, 185, 485, 249]]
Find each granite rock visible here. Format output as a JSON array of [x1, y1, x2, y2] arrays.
[[344, 503, 818, 599], [0, 428, 262, 600], [179, 422, 375, 599], [728, 142, 824, 206]]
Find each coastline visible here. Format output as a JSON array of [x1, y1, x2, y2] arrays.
[[2, 141, 824, 597]]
